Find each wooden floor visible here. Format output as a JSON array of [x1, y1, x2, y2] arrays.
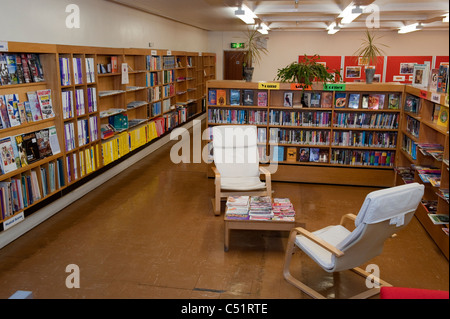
[[0, 123, 448, 300]]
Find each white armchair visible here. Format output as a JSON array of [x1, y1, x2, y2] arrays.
[[211, 125, 272, 216], [283, 182, 425, 299]]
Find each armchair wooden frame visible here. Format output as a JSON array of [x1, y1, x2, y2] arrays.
[[211, 166, 272, 216], [283, 214, 392, 299]]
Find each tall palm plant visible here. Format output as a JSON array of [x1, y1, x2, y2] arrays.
[[353, 30, 388, 65], [241, 26, 268, 81], [353, 30, 388, 83]]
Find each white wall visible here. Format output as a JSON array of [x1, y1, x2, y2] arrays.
[[0, 0, 209, 52], [209, 30, 450, 82]]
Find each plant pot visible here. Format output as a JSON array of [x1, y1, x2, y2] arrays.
[[243, 67, 254, 82], [365, 68, 376, 84]]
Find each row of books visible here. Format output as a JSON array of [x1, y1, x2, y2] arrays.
[[333, 112, 399, 129], [269, 128, 330, 146], [163, 56, 176, 70], [163, 70, 175, 84], [1, 159, 65, 220], [405, 115, 420, 138], [77, 119, 90, 147], [66, 145, 99, 183], [60, 57, 96, 86], [273, 146, 328, 163], [0, 126, 61, 175], [431, 104, 449, 128], [269, 110, 331, 127], [162, 99, 172, 113], [402, 135, 417, 160], [225, 196, 295, 221], [332, 131, 397, 148], [209, 89, 268, 107], [97, 56, 119, 74], [0, 90, 55, 129], [404, 95, 421, 114], [208, 109, 267, 125], [61, 87, 98, 120], [330, 149, 395, 167], [0, 53, 44, 86], [335, 92, 400, 110], [146, 55, 162, 72], [146, 71, 159, 87]]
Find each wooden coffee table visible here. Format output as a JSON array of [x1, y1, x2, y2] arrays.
[[224, 214, 296, 252]]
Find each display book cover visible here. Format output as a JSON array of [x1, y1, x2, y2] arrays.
[[0, 53, 43, 86], [0, 127, 60, 175]]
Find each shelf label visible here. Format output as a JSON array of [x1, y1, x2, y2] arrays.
[[3, 212, 24, 231], [419, 90, 428, 98], [151, 50, 157, 56], [258, 82, 280, 90], [431, 92, 441, 103], [323, 83, 346, 91], [167, 50, 172, 56], [0, 41, 8, 52], [290, 83, 312, 91]]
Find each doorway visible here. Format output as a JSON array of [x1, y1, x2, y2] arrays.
[[224, 50, 246, 80]]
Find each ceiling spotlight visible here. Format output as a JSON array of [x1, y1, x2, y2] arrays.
[[235, 4, 257, 24], [398, 23, 423, 34], [339, 2, 363, 24], [352, 5, 363, 14]]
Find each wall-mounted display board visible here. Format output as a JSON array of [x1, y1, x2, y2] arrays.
[[385, 56, 433, 84], [299, 55, 449, 85]]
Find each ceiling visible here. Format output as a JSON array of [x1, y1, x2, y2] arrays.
[[107, 0, 449, 33]]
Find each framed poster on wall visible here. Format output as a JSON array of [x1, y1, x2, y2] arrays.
[[343, 56, 385, 83]]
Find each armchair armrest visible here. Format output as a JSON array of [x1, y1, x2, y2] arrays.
[[291, 227, 344, 257], [211, 166, 221, 185], [259, 166, 272, 196], [340, 213, 357, 226]]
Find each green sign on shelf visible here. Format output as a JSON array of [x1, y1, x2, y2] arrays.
[[323, 83, 346, 91]]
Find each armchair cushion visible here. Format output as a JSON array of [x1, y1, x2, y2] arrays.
[[295, 225, 351, 270], [221, 177, 266, 190]]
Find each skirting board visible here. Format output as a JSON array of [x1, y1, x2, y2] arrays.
[[0, 114, 205, 250]]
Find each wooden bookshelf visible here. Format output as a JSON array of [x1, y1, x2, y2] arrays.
[[0, 42, 65, 230], [206, 80, 404, 187], [0, 41, 215, 235], [396, 85, 449, 259]]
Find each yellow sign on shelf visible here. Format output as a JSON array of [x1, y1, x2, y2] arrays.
[[258, 82, 280, 90]]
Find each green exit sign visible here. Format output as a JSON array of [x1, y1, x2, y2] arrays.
[[231, 43, 245, 49]]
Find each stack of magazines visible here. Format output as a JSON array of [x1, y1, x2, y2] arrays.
[[249, 196, 273, 220], [272, 198, 296, 221], [225, 196, 249, 220]]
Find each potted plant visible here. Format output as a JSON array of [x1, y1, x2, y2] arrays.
[[275, 54, 338, 86], [242, 27, 268, 82], [353, 30, 388, 83], [275, 55, 339, 107]]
